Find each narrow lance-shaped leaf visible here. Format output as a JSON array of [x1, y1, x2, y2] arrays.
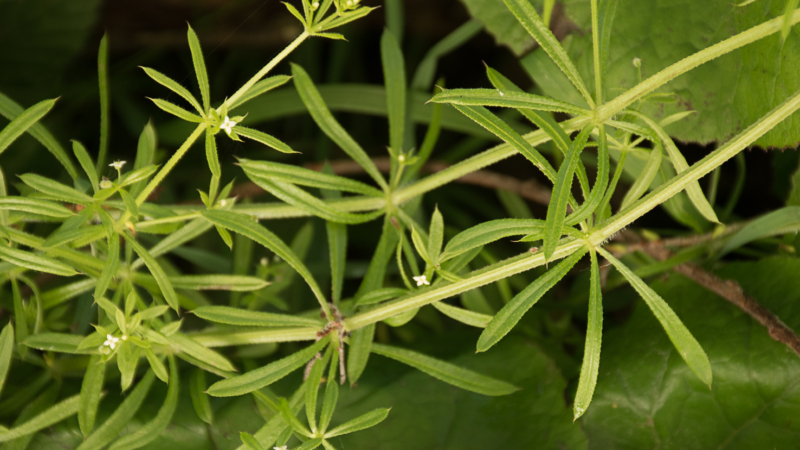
[[0, 98, 57, 155], [0, 197, 73, 218], [207, 339, 327, 397], [542, 124, 593, 260], [190, 369, 213, 425], [129, 123, 156, 198], [72, 140, 99, 193], [169, 274, 269, 291], [97, 33, 110, 172], [597, 247, 712, 386], [431, 88, 588, 116], [0, 246, 77, 277], [240, 432, 266, 450], [381, 28, 406, 154], [291, 63, 388, 190], [78, 355, 106, 437], [235, 126, 297, 154], [140, 67, 203, 115], [201, 209, 331, 316], [442, 218, 545, 261], [108, 356, 179, 450], [565, 125, 610, 225], [0, 93, 78, 180], [501, 0, 594, 106], [19, 173, 93, 205], [432, 301, 492, 328], [620, 144, 663, 211], [124, 235, 179, 312], [327, 220, 347, 305], [478, 247, 588, 352], [75, 371, 156, 450], [169, 332, 237, 373], [573, 249, 603, 420], [627, 110, 718, 223], [347, 323, 375, 387], [324, 408, 390, 438], [0, 394, 82, 443], [297, 437, 324, 450], [119, 189, 138, 219], [240, 159, 383, 197], [0, 324, 13, 400], [144, 348, 169, 383], [371, 343, 518, 396], [205, 127, 220, 178], [428, 206, 444, 264], [94, 232, 119, 301], [230, 75, 292, 110], [187, 25, 210, 113], [193, 305, 322, 327], [320, 349, 339, 432], [147, 98, 204, 123], [307, 348, 332, 434], [721, 206, 800, 255]]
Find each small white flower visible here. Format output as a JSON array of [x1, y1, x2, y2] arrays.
[[260, 257, 269, 266], [220, 199, 227, 206], [109, 160, 126, 170], [103, 334, 120, 350], [413, 275, 429, 287], [398, 154, 405, 163], [273, 446, 288, 450], [220, 116, 237, 136], [632, 57, 641, 68], [312, 1, 319, 9]]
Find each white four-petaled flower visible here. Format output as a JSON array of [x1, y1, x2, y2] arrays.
[[103, 334, 120, 350], [413, 275, 429, 286], [109, 161, 126, 170], [220, 116, 237, 136]]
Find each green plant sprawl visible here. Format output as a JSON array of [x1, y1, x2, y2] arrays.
[[0, 0, 798, 449]]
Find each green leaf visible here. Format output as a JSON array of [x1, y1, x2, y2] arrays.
[[147, 98, 204, 123], [141, 67, 204, 115], [432, 301, 492, 328], [325, 408, 390, 438], [721, 206, 800, 255], [117, 342, 141, 391], [0, 245, 78, 276], [306, 349, 332, 434], [0, 324, 13, 400], [201, 209, 329, 309], [356, 287, 408, 306], [93, 232, 119, 301], [502, 0, 594, 106], [240, 432, 266, 450], [327, 220, 347, 305], [346, 323, 374, 386], [0, 93, 79, 180], [0, 98, 57, 155], [119, 189, 138, 219], [207, 339, 327, 397], [0, 394, 82, 443], [205, 127, 220, 178], [542, 124, 593, 260], [72, 140, 99, 193], [427, 207, 444, 265], [354, 216, 399, 300], [144, 348, 169, 383], [97, 33, 110, 172], [78, 355, 106, 437], [573, 249, 602, 420], [169, 274, 269, 291], [442, 219, 545, 261], [234, 125, 297, 153], [320, 351, 340, 432], [598, 247, 712, 386], [124, 235, 179, 311], [620, 144, 662, 211], [478, 247, 587, 352], [409, 225, 430, 264], [190, 369, 214, 425], [23, 333, 89, 354], [381, 28, 406, 154], [627, 111, 718, 223], [193, 305, 322, 327], [371, 343, 517, 396], [129, 123, 157, 198], [0, 197, 73, 218], [431, 88, 588, 115], [76, 371, 156, 450], [108, 357, 179, 450], [19, 173, 93, 205], [297, 437, 324, 450], [187, 25, 210, 113], [291, 64, 388, 190], [169, 332, 237, 373], [315, 6, 377, 31], [230, 75, 292, 110], [240, 159, 383, 197]]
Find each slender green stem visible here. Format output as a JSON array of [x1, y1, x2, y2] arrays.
[[707, 166, 721, 206], [597, 8, 800, 122], [225, 32, 309, 108]]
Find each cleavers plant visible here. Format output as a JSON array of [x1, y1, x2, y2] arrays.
[[0, 0, 800, 448]]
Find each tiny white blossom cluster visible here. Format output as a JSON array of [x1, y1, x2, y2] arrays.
[[413, 275, 429, 286], [220, 116, 238, 137]]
